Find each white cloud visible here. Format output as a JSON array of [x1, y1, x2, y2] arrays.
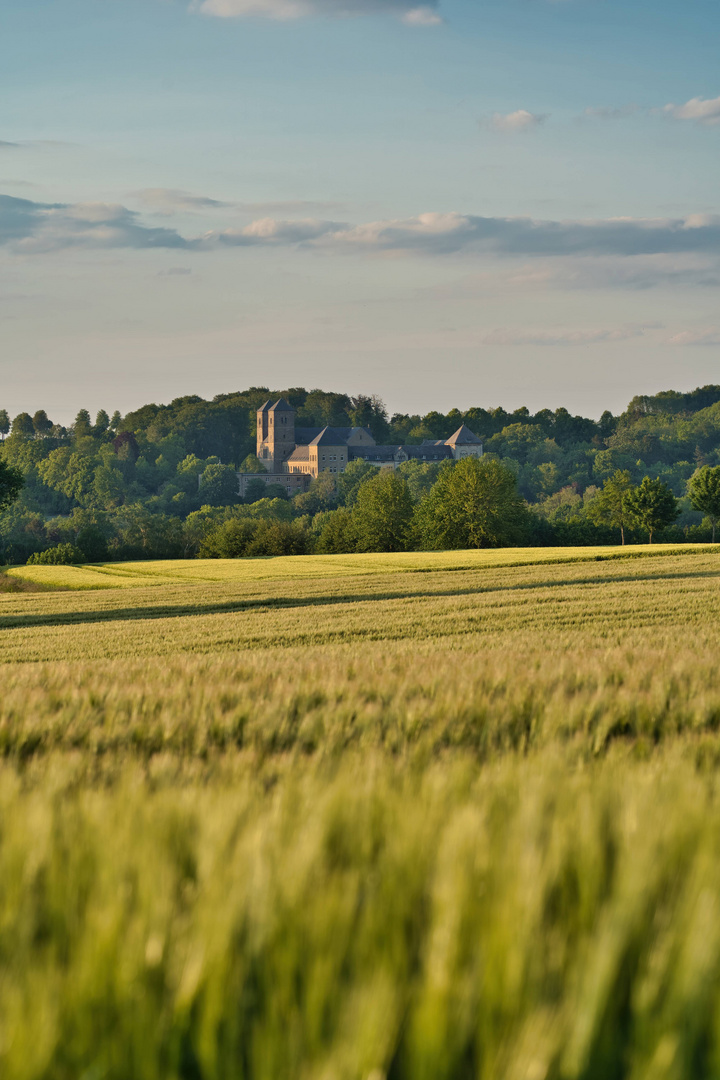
[[491, 109, 546, 132], [5, 194, 720, 266], [663, 96, 720, 126], [194, 0, 442, 22], [219, 216, 346, 243], [667, 328, 720, 346], [401, 6, 442, 25]]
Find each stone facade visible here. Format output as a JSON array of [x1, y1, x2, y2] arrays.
[[237, 398, 484, 493]]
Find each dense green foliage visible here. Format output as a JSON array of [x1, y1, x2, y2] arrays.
[[623, 475, 680, 543], [0, 458, 23, 511], [2, 383, 720, 563], [2, 548, 720, 1079], [688, 464, 720, 542]]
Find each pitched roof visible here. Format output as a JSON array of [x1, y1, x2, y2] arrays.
[[401, 445, 453, 460], [286, 446, 310, 462], [445, 424, 483, 446], [309, 426, 350, 446], [268, 397, 295, 412], [295, 426, 324, 444], [258, 401, 271, 413], [348, 445, 401, 461]]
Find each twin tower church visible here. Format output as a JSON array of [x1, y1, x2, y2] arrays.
[[238, 398, 484, 497]]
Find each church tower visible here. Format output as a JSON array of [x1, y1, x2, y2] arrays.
[[256, 398, 296, 473]]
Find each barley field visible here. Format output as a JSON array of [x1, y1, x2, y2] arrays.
[[2, 546, 720, 1080]]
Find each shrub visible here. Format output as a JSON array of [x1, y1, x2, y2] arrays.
[[26, 543, 87, 566]]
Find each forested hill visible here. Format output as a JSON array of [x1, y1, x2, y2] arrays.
[[2, 384, 720, 564]]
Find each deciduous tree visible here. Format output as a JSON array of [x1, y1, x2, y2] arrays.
[[0, 460, 24, 512], [32, 410, 53, 436], [416, 457, 528, 550], [586, 469, 634, 544], [624, 476, 679, 543], [11, 413, 34, 439], [352, 470, 414, 552], [687, 466, 720, 543]]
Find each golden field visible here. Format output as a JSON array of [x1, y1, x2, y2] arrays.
[[1, 545, 720, 1080]]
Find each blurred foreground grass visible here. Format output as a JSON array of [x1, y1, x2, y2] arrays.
[[2, 548, 720, 1079]]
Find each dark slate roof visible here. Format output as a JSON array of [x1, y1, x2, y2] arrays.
[[349, 444, 454, 463], [309, 426, 350, 447], [294, 425, 374, 446], [348, 445, 401, 462], [258, 401, 271, 413], [445, 424, 483, 446], [268, 398, 295, 412], [295, 426, 324, 443], [402, 445, 453, 460], [286, 446, 310, 462]]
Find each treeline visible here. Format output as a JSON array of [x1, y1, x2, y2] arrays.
[[2, 384, 720, 563]]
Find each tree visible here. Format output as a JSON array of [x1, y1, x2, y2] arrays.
[[315, 507, 356, 553], [94, 409, 110, 437], [293, 471, 337, 515], [624, 476, 679, 543], [586, 470, 634, 545], [109, 411, 123, 432], [32, 410, 53, 436], [239, 453, 267, 473], [336, 459, 379, 507], [11, 412, 35, 439], [0, 410, 9, 441], [352, 470, 415, 552], [417, 457, 528, 550], [0, 460, 24, 512], [688, 465, 720, 542], [348, 394, 390, 443], [199, 463, 239, 506], [73, 409, 92, 439]]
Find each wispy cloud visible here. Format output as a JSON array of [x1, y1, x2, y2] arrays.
[[663, 95, 720, 126], [134, 188, 233, 214], [215, 210, 720, 259], [4, 194, 720, 262], [194, 0, 442, 23], [0, 141, 20, 149], [134, 189, 343, 217], [583, 104, 640, 120], [667, 328, 720, 346], [480, 326, 646, 347], [490, 109, 547, 132], [0, 194, 190, 252], [505, 254, 720, 291]]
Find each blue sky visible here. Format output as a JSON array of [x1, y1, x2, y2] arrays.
[[2, 0, 719, 421]]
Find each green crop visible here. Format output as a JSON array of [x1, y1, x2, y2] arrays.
[[1, 546, 720, 1080]]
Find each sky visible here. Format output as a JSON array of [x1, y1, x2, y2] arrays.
[[1, 0, 719, 423]]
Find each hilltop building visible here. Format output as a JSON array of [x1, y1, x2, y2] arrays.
[[238, 398, 484, 497]]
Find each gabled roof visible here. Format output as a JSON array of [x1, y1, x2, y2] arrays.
[[258, 401, 271, 413], [445, 424, 483, 446], [268, 398, 295, 412], [309, 426, 349, 447]]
